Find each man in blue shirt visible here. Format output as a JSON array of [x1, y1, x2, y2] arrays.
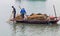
[[20, 8, 26, 18]]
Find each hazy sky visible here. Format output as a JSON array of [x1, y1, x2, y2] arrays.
[[0, 0, 60, 14]]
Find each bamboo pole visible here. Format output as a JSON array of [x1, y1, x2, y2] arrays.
[[53, 4, 57, 20]]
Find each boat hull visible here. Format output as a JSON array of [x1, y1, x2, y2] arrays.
[[16, 20, 58, 24]]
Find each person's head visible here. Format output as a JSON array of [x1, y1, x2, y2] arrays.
[[22, 8, 25, 9], [12, 6, 14, 8]]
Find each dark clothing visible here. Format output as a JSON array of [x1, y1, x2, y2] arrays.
[[21, 14, 24, 18], [14, 13, 16, 18], [12, 7, 16, 18], [13, 7, 16, 14], [20, 8, 26, 18]]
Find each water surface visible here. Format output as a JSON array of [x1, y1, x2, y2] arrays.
[[0, 0, 60, 36]]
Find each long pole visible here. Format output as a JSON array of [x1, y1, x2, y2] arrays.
[[53, 4, 57, 20], [19, 0, 21, 9]]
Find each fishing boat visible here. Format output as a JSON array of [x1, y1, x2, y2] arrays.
[[10, 14, 59, 24], [10, 5, 60, 24], [15, 19, 59, 24]]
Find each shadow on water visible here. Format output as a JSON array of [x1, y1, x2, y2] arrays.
[[9, 21, 60, 36]]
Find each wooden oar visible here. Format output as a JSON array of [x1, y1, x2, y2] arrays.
[[6, 11, 13, 23], [9, 11, 13, 20]]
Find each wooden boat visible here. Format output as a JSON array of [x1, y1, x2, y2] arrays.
[[16, 20, 59, 24], [10, 5, 60, 24], [10, 17, 59, 24], [10, 14, 59, 24]]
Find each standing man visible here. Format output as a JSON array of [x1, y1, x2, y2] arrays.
[[12, 6, 16, 19], [20, 8, 26, 19]]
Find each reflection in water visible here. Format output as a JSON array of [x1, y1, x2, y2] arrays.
[[9, 22, 60, 36], [9, 22, 16, 36]]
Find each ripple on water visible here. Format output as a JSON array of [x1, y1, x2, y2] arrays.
[[9, 23, 60, 36]]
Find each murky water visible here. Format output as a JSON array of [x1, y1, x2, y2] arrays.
[[9, 23, 60, 36], [0, 0, 60, 36]]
